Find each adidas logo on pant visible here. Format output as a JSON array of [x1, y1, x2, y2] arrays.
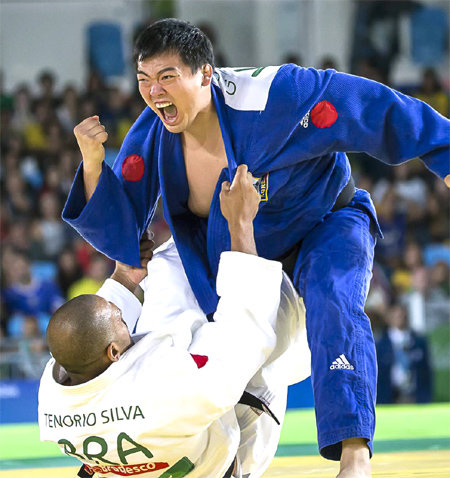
[[330, 354, 354, 370]]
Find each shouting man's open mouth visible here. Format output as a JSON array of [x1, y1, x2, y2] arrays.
[[155, 101, 178, 125]]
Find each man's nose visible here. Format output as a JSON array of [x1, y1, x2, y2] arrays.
[[150, 82, 165, 97]]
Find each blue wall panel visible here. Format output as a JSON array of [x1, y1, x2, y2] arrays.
[[0, 380, 39, 424], [287, 377, 314, 409]]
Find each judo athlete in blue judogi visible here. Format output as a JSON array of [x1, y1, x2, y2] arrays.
[[64, 19, 450, 478]]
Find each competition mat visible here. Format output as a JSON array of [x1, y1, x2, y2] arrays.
[[0, 403, 449, 477]]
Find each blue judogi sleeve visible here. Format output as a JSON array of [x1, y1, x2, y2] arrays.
[[252, 66, 449, 179], [327, 71, 449, 177], [63, 107, 161, 267]]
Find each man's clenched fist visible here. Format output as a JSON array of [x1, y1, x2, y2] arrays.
[[73, 116, 108, 167], [74, 116, 108, 201]]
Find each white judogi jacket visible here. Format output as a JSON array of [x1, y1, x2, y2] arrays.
[[39, 240, 310, 478]]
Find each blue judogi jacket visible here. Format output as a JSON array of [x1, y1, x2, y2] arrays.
[[63, 65, 450, 315]]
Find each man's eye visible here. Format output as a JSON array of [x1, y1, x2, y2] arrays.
[[161, 75, 174, 81]]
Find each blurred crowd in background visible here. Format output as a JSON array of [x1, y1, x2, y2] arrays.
[[1, 3, 449, 406]]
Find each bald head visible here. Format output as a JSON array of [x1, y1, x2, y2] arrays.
[[47, 295, 131, 378]]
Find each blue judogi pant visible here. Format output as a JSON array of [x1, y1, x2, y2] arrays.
[[293, 204, 377, 460]]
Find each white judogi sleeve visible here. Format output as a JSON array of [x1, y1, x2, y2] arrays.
[[188, 251, 282, 377], [135, 238, 203, 338]]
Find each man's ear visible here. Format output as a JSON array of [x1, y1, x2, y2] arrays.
[[106, 342, 122, 362], [201, 64, 213, 86]]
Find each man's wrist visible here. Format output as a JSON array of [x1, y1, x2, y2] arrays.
[[228, 222, 257, 255], [82, 160, 102, 175], [110, 270, 140, 294], [82, 161, 102, 202]]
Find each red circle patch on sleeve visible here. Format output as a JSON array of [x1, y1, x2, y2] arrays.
[[122, 154, 145, 182], [310, 100, 338, 128]]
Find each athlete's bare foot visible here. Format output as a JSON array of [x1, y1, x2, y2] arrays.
[[336, 438, 371, 478]]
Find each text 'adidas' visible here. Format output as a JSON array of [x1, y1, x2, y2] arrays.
[[330, 354, 354, 370]]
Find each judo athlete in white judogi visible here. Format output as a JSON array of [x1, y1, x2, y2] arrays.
[[38, 166, 311, 478]]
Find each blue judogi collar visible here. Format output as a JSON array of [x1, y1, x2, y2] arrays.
[[157, 85, 239, 314]]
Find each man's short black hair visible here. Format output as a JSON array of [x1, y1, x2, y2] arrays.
[[134, 18, 215, 73]]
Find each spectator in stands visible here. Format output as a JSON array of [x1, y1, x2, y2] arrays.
[[372, 162, 431, 243], [117, 96, 145, 144], [350, 0, 419, 83], [41, 164, 63, 197], [376, 302, 432, 404], [16, 315, 49, 378], [197, 22, 227, 67], [0, 203, 9, 243], [393, 163, 428, 210], [354, 56, 389, 85], [1, 250, 64, 336], [430, 261, 450, 297], [86, 71, 107, 106], [4, 220, 33, 257], [100, 86, 130, 148], [67, 252, 112, 299], [426, 178, 450, 242], [79, 95, 98, 122], [23, 100, 53, 151], [391, 242, 428, 333], [0, 299, 8, 340], [57, 149, 79, 195], [0, 70, 13, 112], [20, 152, 43, 190], [57, 85, 79, 133], [10, 85, 33, 134], [424, 261, 450, 331], [374, 186, 407, 270], [45, 120, 66, 156], [31, 191, 68, 260], [57, 248, 84, 299], [3, 170, 36, 219], [399, 257, 450, 335], [391, 241, 426, 296], [283, 53, 303, 66], [364, 261, 392, 335], [415, 68, 449, 118], [35, 70, 59, 108], [320, 55, 339, 70]]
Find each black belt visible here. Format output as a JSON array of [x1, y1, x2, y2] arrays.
[[238, 391, 280, 424], [331, 176, 355, 212]]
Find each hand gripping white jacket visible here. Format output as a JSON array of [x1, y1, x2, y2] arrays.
[[39, 240, 310, 478]]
